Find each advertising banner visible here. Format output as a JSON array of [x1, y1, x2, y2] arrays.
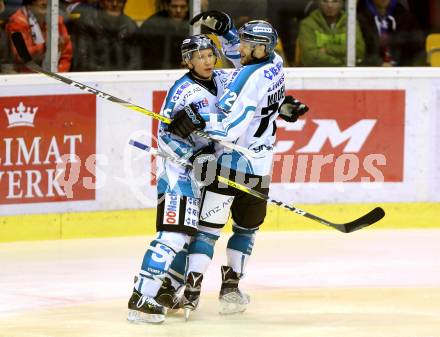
[[272, 89, 405, 183], [0, 94, 96, 205]]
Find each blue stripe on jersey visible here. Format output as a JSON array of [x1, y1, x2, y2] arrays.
[[160, 133, 192, 158], [218, 150, 254, 174], [159, 74, 194, 130], [157, 175, 198, 197], [222, 26, 239, 43], [208, 106, 255, 137], [218, 60, 270, 111], [163, 74, 193, 114]]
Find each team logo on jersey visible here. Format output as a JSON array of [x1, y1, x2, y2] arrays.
[[264, 70, 273, 80], [171, 82, 191, 102], [193, 98, 209, 109]]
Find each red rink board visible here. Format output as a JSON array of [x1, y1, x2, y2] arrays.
[[0, 94, 96, 204]]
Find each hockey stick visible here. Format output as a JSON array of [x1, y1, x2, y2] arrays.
[[129, 139, 385, 233], [10, 32, 257, 159]]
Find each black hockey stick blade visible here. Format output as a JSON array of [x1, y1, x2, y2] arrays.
[[340, 207, 385, 233], [11, 32, 33, 63]]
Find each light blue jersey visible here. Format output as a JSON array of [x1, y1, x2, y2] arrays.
[[209, 52, 285, 176], [157, 70, 229, 198]]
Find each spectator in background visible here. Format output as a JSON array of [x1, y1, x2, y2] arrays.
[[1, 0, 18, 73], [64, 0, 98, 18], [1, 0, 24, 18], [297, 0, 365, 66], [6, 0, 72, 72], [63, 0, 98, 70], [205, 0, 288, 66], [357, 0, 424, 66], [0, 0, 6, 66], [71, 0, 139, 71], [0, 0, 8, 72], [137, 0, 189, 69], [267, 0, 313, 66]]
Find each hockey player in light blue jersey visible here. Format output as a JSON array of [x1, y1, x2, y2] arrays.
[[167, 14, 308, 319], [127, 34, 232, 324]]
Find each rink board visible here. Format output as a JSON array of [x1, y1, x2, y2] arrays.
[[1, 202, 439, 242]]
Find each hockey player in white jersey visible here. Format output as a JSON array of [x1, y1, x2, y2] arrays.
[[127, 34, 232, 324], [167, 14, 308, 319]]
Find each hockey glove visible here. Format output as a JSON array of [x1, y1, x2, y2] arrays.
[[167, 103, 206, 138], [190, 145, 217, 186], [190, 10, 232, 36], [278, 96, 309, 123]]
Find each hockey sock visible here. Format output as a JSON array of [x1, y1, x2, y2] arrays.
[[136, 231, 189, 297], [226, 225, 257, 276], [187, 225, 221, 274], [166, 243, 188, 291]]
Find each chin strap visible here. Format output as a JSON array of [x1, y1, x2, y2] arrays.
[[248, 49, 270, 65], [191, 69, 211, 81]]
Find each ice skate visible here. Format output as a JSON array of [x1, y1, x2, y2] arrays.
[[218, 265, 250, 315], [155, 276, 183, 311], [182, 271, 204, 321], [127, 289, 166, 324]]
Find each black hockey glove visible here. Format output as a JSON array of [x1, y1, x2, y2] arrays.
[[167, 103, 206, 138], [190, 145, 217, 186], [189, 10, 232, 36], [278, 96, 309, 123]]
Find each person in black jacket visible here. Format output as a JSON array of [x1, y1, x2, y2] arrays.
[[137, 0, 189, 70], [71, 0, 140, 71], [357, 0, 425, 66]]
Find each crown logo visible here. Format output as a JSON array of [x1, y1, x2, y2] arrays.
[[4, 102, 38, 128]]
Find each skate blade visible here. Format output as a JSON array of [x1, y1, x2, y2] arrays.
[[127, 309, 165, 324], [219, 299, 247, 315], [184, 307, 191, 321]]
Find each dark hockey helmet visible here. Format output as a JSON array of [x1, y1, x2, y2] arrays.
[[238, 20, 278, 54], [181, 34, 220, 62]]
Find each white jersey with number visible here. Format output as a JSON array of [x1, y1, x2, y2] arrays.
[[208, 52, 286, 177]]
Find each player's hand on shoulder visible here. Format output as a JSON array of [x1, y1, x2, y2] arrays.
[[167, 103, 206, 138], [278, 95, 309, 123], [190, 10, 232, 36]]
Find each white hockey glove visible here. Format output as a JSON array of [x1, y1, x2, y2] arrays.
[[190, 10, 232, 36], [279, 95, 309, 123]]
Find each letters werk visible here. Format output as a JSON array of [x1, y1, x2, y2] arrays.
[[0, 135, 87, 199]]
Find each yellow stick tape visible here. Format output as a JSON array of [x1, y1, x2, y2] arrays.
[[1, 203, 439, 242]]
